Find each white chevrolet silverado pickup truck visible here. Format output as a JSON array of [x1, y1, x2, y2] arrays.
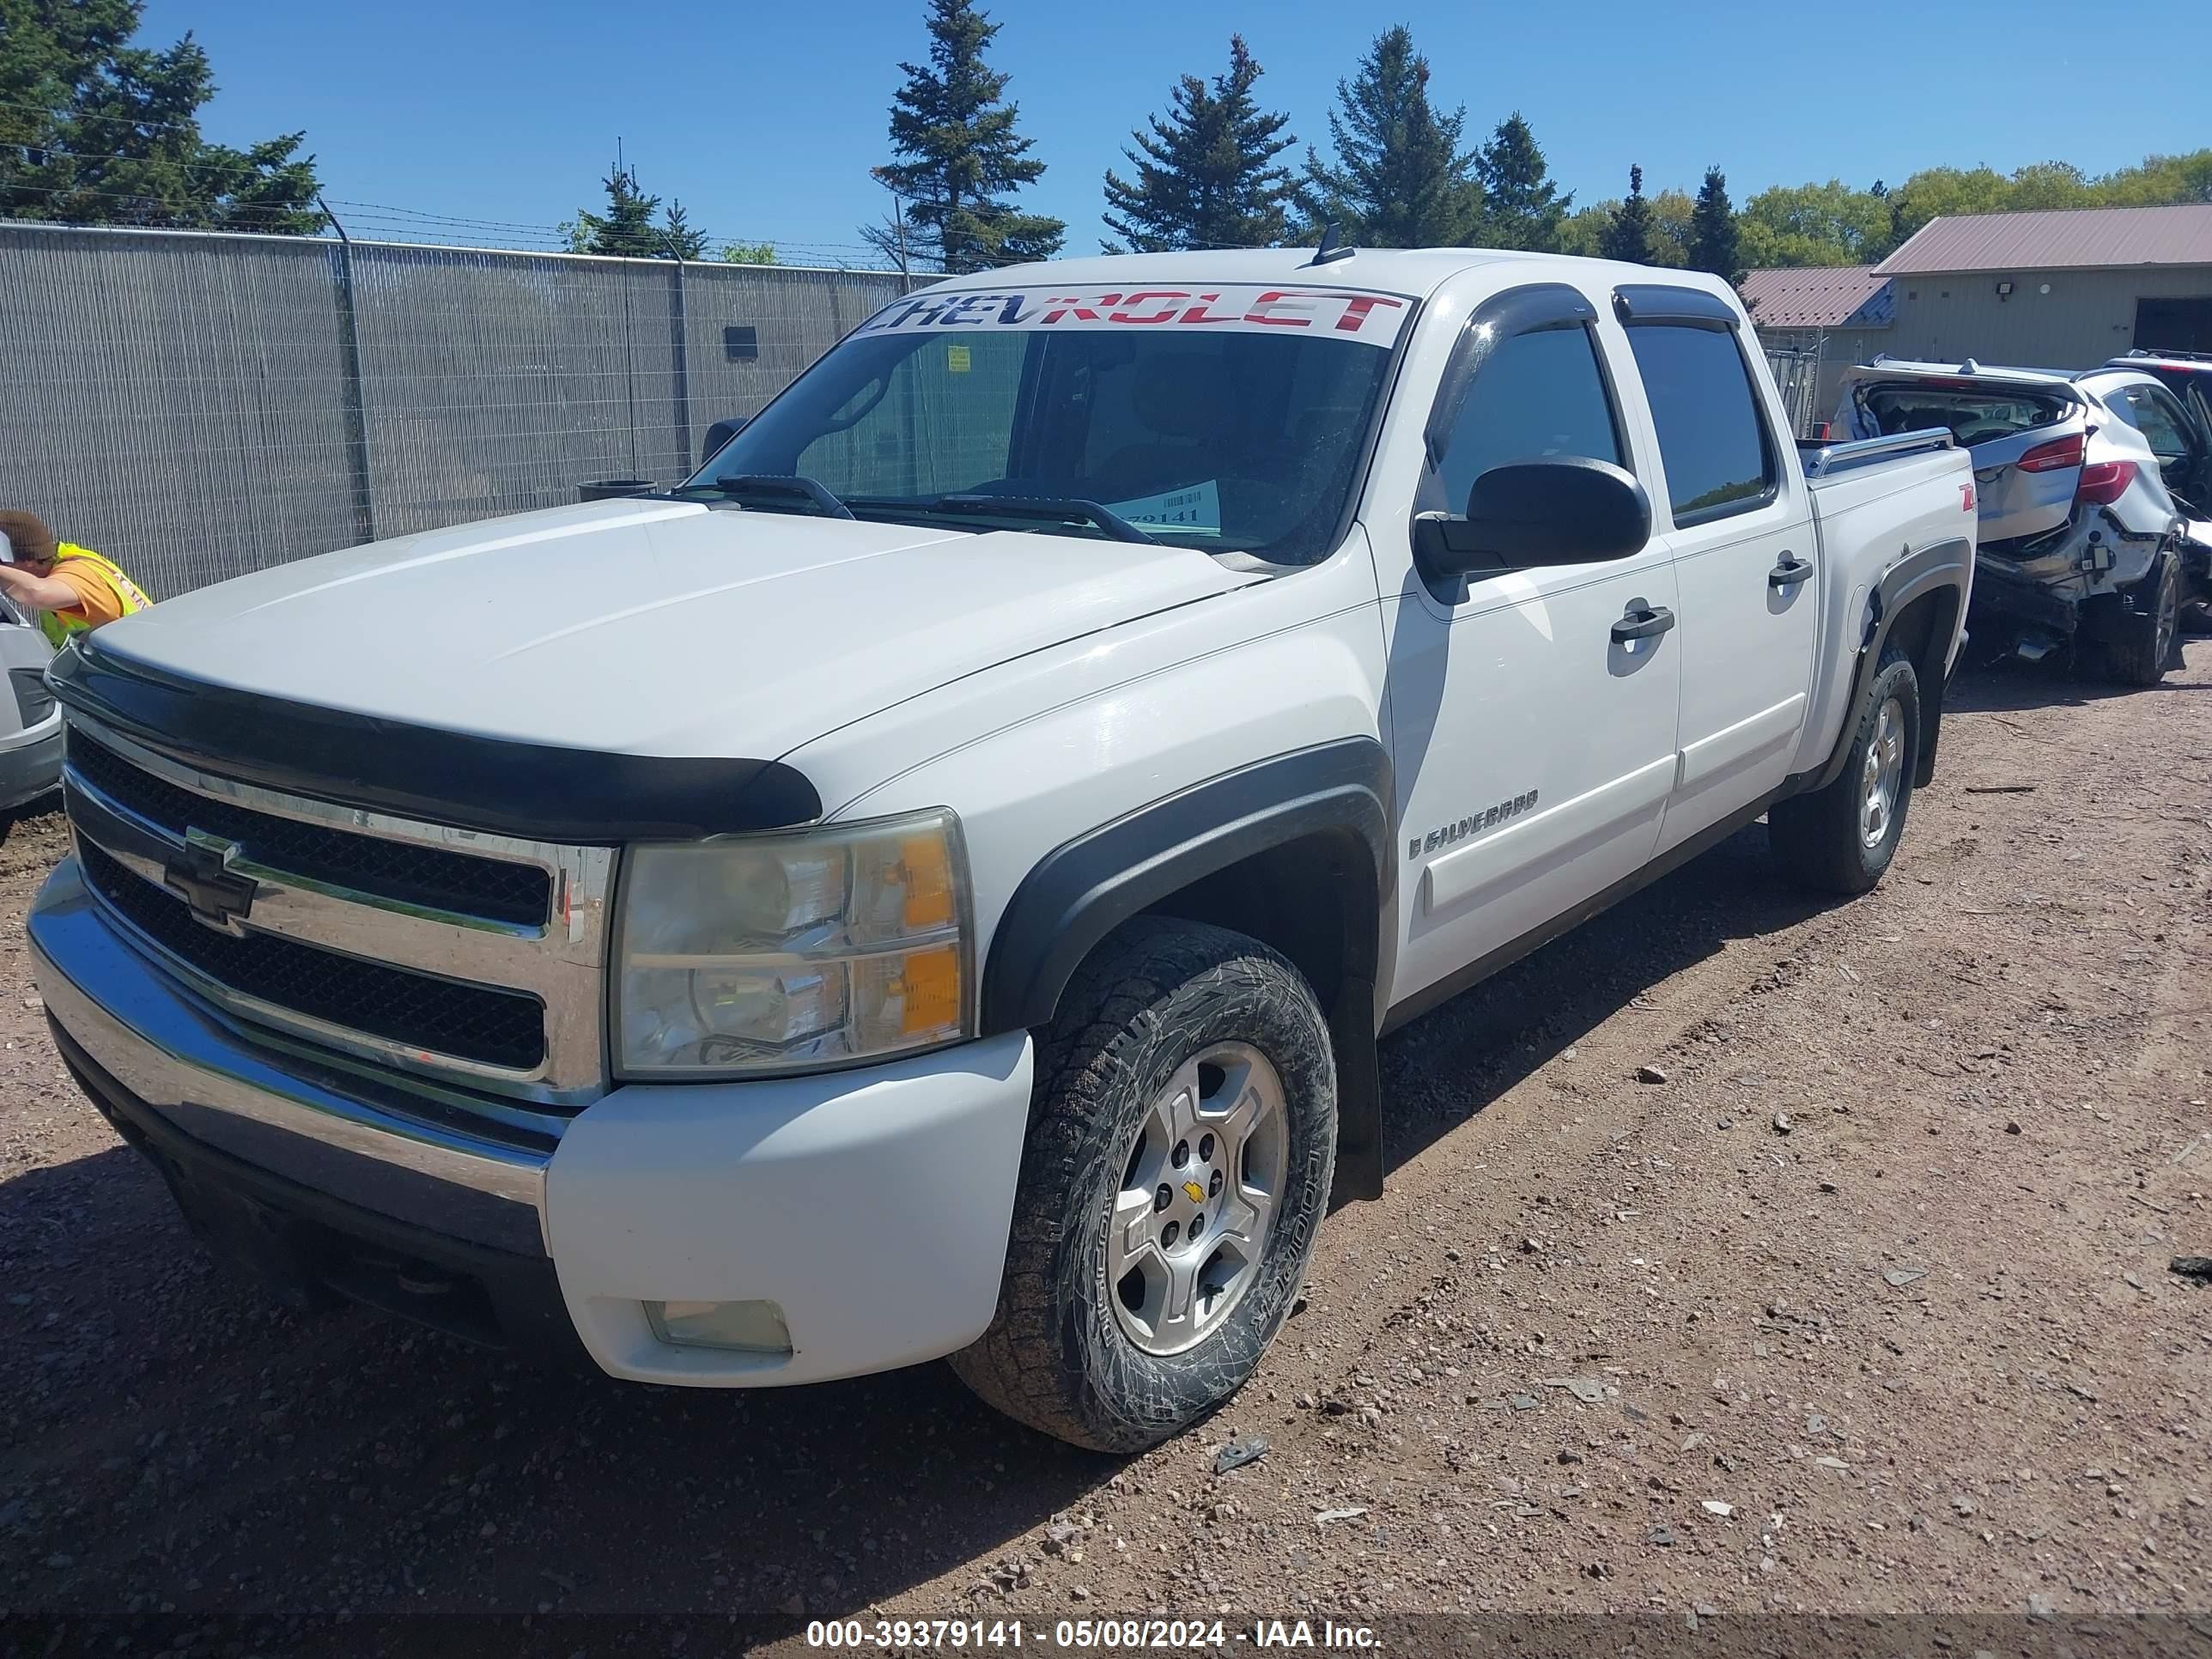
[[30, 249, 1974, 1451]]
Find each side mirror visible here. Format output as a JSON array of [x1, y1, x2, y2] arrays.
[[1413, 456, 1652, 580], [701, 414, 750, 468]]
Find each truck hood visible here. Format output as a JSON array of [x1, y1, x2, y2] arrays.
[[94, 498, 1258, 758]]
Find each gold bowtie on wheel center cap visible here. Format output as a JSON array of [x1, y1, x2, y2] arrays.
[[1108, 1041, 1291, 1357]]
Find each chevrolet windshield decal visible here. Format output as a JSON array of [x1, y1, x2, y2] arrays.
[[854, 284, 1413, 347]]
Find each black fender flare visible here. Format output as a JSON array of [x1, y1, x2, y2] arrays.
[[980, 738, 1396, 1201], [1798, 536, 1971, 796]]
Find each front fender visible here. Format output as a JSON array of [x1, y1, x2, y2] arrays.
[[979, 738, 1395, 1035]]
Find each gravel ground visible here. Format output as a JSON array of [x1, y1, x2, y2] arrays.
[[2, 646, 2209, 1653]]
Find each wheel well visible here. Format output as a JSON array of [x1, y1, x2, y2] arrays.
[[1133, 828, 1386, 1204], [1133, 829, 1371, 1015], [1883, 584, 1959, 787]]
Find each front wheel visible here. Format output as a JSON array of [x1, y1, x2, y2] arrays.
[[949, 918, 1336, 1452], [1768, 643, 1921, 895]]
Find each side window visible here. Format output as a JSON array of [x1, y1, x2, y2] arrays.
[[1625, 324, 1777, 526], [2123, 386, 2192, 463], [1434, 325, 1622, 516], [796, 333, 1024, 498]]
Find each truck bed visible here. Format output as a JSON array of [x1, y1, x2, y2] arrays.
[[1790, 428, 1976, 781]]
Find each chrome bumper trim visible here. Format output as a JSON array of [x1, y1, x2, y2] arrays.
[[31, 858, 550, 1254]]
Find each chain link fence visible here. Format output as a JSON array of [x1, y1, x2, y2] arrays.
[[0, 222, 905, 597], [1763, 343, 1822, 438]]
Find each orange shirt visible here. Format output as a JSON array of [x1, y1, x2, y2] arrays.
[[46, 558, 127, 629]]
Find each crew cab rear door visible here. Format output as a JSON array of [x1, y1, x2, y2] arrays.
[[1836, 368, 2085, 544], [1617, 284, 1816, 854], [1377, 280, 1680, 1011]]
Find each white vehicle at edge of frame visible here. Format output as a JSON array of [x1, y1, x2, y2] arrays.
[[30, 247, 1976, 1451]]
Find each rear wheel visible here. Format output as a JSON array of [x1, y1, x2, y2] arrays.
[[2097, 551, 2180, 686], [1768, 643, 1921, 896], [950, 918, 1336, 1452]]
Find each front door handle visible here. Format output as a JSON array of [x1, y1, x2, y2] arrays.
[[1768, 554, 1814, 589], [1612, 604, 1676, 643]]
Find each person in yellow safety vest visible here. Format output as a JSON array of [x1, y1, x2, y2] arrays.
[[0, 511, 153, 646]]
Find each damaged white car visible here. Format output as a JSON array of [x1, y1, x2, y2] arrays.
[[1835, 360, 2199, 684]]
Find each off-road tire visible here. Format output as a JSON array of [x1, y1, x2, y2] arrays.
[[1767, 642, 1921, 896], [2098, 551, 2181, 687], [949, 918, 1336, 1452]]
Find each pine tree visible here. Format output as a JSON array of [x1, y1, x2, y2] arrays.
[[0, 0, 320, 232], [660, 200, 709, 259], [1102, 37, 1295, 253], [866, 0, 1064, 274], [1474, 112, 1570, 251], [1295, 27, 1481, 249], [1601, 164, 1655, 264], [570, 163, 660, 257], [1689, 167, 1741, 281]]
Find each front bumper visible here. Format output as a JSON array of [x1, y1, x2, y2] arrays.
[[31, 857, 1035, 1387]]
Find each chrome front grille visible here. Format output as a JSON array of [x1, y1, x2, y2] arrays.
[[58, 714, 614, 1104]]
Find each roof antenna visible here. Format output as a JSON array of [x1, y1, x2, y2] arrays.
[[1308, 220, 1356, 267]]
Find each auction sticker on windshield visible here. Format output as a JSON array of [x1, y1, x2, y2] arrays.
[[854, 285, 1413, 347], [1106, 480, 1221, 536]]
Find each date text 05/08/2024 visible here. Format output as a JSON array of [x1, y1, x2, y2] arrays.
[[805, 1617, 1381, 1650]]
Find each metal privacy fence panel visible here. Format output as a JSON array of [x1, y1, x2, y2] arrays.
[[347, 244, 685, 540], [679, 265, 920, 470], [0, 222, 904, 595], [0, 224, 362, 598]]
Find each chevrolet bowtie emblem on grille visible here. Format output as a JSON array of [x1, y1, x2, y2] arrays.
[[163, 829, 257, 934]]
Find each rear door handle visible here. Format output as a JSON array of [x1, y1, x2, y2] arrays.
[[1612, 604, 1676, 643], [1768, 554, 1814, 589]]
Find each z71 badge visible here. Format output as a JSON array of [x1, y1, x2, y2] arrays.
[[1410, 790, 1540, 860]]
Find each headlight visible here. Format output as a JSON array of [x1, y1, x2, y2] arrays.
[[615, 808, 971, 1078]]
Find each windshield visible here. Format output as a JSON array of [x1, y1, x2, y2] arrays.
[[680, 282, 1411, 564]]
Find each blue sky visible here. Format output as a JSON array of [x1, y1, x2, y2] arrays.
[[145, 0, 2211, 261]]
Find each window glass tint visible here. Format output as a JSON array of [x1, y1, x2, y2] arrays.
[[2118, 386, 2191, 462], [796, 332, 1026, 500], [1436, 325, 1620, 514], [704, 325, 1394, 563], [1626, 324, 1775, 522]]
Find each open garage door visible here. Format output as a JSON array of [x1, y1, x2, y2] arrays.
[[2136, 296, 2212, 353]]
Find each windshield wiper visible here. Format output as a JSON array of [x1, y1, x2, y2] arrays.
[[850, 494, 1161, 544], [668, 473, 855, 520]]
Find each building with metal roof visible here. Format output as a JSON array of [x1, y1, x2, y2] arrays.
[[1739, 266, 1896, 427], [1868, 203, 2212, 372], [1739, 265, 1895, 331], [1742, 204, 2212, 434], [1877, 203, 2212, 277]]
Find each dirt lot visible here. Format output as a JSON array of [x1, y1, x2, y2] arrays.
[[3, 647, 2209, 1651]]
